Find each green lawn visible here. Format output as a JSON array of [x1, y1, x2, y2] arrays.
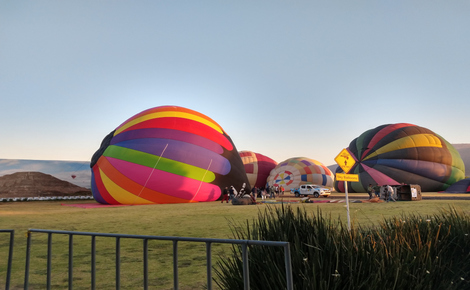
[[1, 195, 470, 289]]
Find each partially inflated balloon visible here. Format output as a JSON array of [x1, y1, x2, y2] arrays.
[[266, 157, 334, 190], [90, 106, 250, 204], [334, 123, 465, 193], [239, 151, 277, 188], [443, 178, 470, 193]]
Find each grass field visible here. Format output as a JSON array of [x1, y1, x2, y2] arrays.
[[1, 193, 470, 289]]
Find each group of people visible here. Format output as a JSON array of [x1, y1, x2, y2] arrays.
[[367, 183, 396, 202], [220, 186, 237, 203], [220, 184, 285, 203], [251, 185, 285, 200]]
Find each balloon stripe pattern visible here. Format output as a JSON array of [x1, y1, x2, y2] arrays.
[[267, 157, 334, 191], [116, 118, 233, 151], [94, 157, 193, 204], [239, 151, 278, 188], [91, 106, 250, 205], [334, 123, 465, 193]]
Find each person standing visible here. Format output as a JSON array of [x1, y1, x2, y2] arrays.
[[386, 185, 395, 202], [373, 184, 381, 198], [265, 186, 271, 199], [221, 186, 230, 203], [367, 184, 374, 199], [251, 187, 257, 201], [229, 186, 235, 201]]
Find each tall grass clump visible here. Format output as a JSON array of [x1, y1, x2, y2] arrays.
[[214, 206, 470, 290]]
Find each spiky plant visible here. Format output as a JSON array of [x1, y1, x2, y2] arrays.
[[214, 206, 470, 290]]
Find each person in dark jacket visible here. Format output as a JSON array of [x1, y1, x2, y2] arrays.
[[367, 184, 374, 199], [221, 187, 230, 203], [373, 184, 381, 197]]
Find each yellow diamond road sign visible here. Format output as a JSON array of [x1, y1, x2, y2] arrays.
[[335, 148, 356, 174]]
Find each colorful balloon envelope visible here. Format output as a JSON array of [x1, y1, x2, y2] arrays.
[[267, 157, 334, 191], [90, 106, 250, 204], [239, 151, 278, 188], [443, 178, 470, 193], [334, 123, 465, 193]]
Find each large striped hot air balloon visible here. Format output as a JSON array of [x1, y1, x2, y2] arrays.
[[90, 106, 250, 204], [334, 123, 465, 193], [266, 157, 334, 191], [239, 151, 277, 188]]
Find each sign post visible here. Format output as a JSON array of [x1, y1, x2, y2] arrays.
[[334, 148, 358, 231]]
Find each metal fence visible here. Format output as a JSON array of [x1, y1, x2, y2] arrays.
[[21, 229, 293, 290], [0, 230, 14, 290]]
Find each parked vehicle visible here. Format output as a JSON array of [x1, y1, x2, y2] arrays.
[[291, 184, 331, 198]]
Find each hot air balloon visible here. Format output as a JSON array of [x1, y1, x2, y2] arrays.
[[442, 178, 470, 193], [239, 151, 277, 188], [334, 123, 465, 193], [267, 157, 334, 191], [90, 106, 250, 205]]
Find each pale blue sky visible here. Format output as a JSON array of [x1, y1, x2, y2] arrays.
[[1, 1, 469, 166]]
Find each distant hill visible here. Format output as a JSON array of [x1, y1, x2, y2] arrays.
[[0, 159, 91, 188], [0, 171, 91, 197], [327, 144, 470, 176]]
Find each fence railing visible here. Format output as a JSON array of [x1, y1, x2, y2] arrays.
[[0, 230, 14, 290], [23, 229, 293, 290]]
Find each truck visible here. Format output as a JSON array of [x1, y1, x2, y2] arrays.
[[291, 184, 331, 198]]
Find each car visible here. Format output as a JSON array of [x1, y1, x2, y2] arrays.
[[291, 184, 331, 198]]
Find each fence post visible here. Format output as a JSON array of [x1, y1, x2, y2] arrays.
[[143, 239, 148, 290], [91, 235, 96, 290], [173, 240, 178, 290], [284, 243, 293, 290], [115, 237, 120, 290], [2, 230, 14, 290], [47, 232, 52, 290], [206, 242, 212, 290], [24, 231, 31, 290], [242, 243, 250, 290], [68, 234, 73, 290]]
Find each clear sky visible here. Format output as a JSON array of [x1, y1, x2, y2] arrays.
[[1, 1, 469, 166]]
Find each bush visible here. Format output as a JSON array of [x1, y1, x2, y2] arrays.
[[214, 206, 470, 290]]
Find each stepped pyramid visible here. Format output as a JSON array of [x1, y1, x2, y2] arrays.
[[0, 171, 91, 197]]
